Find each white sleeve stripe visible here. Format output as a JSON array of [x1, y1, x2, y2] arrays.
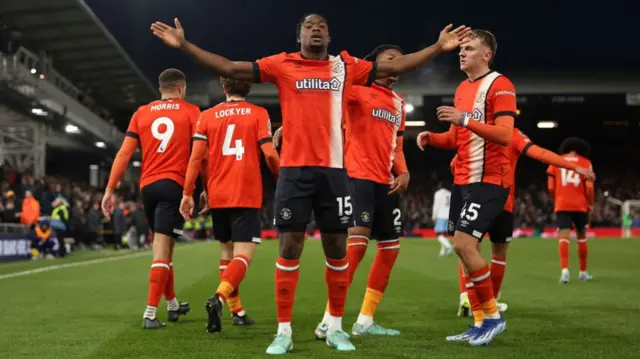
[[219, 265, 228, 270], [193, 133, 207, 140]]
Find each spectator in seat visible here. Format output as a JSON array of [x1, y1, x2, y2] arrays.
[[1, 198, 20, 223]]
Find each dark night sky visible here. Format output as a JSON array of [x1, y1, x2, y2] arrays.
[[86, 0, 638, 84]]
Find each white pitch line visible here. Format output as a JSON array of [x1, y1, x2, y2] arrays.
[[0, 251, 150, 281]]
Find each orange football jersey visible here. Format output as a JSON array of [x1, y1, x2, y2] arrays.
[[547, 154, 593, 212], [345, 83, 405, 184], [126, 99, 200, 189], [451, 71, 517, 188], [254, 51, 375, 168], [194, 100, 272, 209]]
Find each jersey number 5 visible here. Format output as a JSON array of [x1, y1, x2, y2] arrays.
[[223, 124, 245, 161], [560, 168, 581, 187], [151, 117, 175, 153]]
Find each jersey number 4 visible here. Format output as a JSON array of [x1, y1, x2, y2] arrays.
[[151, 117, 175, 153], [560, 168, 581, 187], [223, 124, 245, 161]]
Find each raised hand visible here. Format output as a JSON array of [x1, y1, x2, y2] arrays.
[[437, 106, 465, 125], [438, 24, 473, 52], [576, 166, 596, 182], [151, 18, 185, 48]]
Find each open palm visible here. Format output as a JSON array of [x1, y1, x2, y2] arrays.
[[151, 18, 185, 48], [438, 24, 473, 52]]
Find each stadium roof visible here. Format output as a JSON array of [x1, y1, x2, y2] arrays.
[[0, 0, 158, 113]]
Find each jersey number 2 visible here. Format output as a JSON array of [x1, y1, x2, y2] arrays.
[[151, 117, 174, 153], [223, 124, 245, 161], [560, 168, 581, 187]]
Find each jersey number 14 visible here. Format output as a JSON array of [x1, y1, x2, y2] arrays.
[[560, 168, 581, 187], [223, 124, 245, 161]]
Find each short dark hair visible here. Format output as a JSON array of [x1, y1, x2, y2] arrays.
[[470, 29, 497, 65], [559, 137, 591, 158], [296, 13, 327, 40], [220, 77, 252, 98], [364, 44, 403, 62], [158, 68, 186, 90]]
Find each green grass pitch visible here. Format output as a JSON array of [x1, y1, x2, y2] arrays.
[[1, 238, 639, 358]]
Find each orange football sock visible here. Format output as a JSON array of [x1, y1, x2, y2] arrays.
[[147, 260, 170, 308], [469, 266, 499, 319], [219, 259, 242, 313], [458, 261, 466, 294], [559, 237, 570, 270], [577, 237, 588, 272], [359, 241, 399, 318], [275, 257, 300, 323], [465, 277, 484, 327], [490, 256, 506, 297], [346, 235, 369, 285], [164, 258, 176, 301], [326, 257, 350, 318], [216, 255, 250, 301]]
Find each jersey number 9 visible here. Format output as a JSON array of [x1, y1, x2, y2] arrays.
[[151, 117, 175, 153]]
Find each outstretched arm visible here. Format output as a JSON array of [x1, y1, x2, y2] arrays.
[[376, 25, 472, 78], [465, 115, 513, 146], [151, 18, 255, 81], [417, 125, 457, 150]]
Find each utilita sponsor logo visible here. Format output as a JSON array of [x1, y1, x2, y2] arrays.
[[295, 78, 341, 91], [372, 109, 401, 126]]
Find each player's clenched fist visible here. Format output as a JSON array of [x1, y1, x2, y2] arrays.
[[416, 131, 431, 151], [179, 195, 195, 220], [437, 106, 465, 126], [151, 18, 186, 48], [575, 166, 596, 182]]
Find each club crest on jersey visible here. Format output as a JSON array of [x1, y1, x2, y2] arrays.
[[372, 108, 402, 126], [461, 108, 483, 122], [280, 208, 292, 220], [476, 91, 486, 103], [295, 78, 342, 91], [448, 220, 455, 233], [361, 212, 371, 223]]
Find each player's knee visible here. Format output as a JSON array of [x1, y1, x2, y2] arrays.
[[321, 232, 348, 259], [279, 231, 305, 260], [233, 242, 256, 262], [152, 233, 173, 261], [452, 232, 478, 257]]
